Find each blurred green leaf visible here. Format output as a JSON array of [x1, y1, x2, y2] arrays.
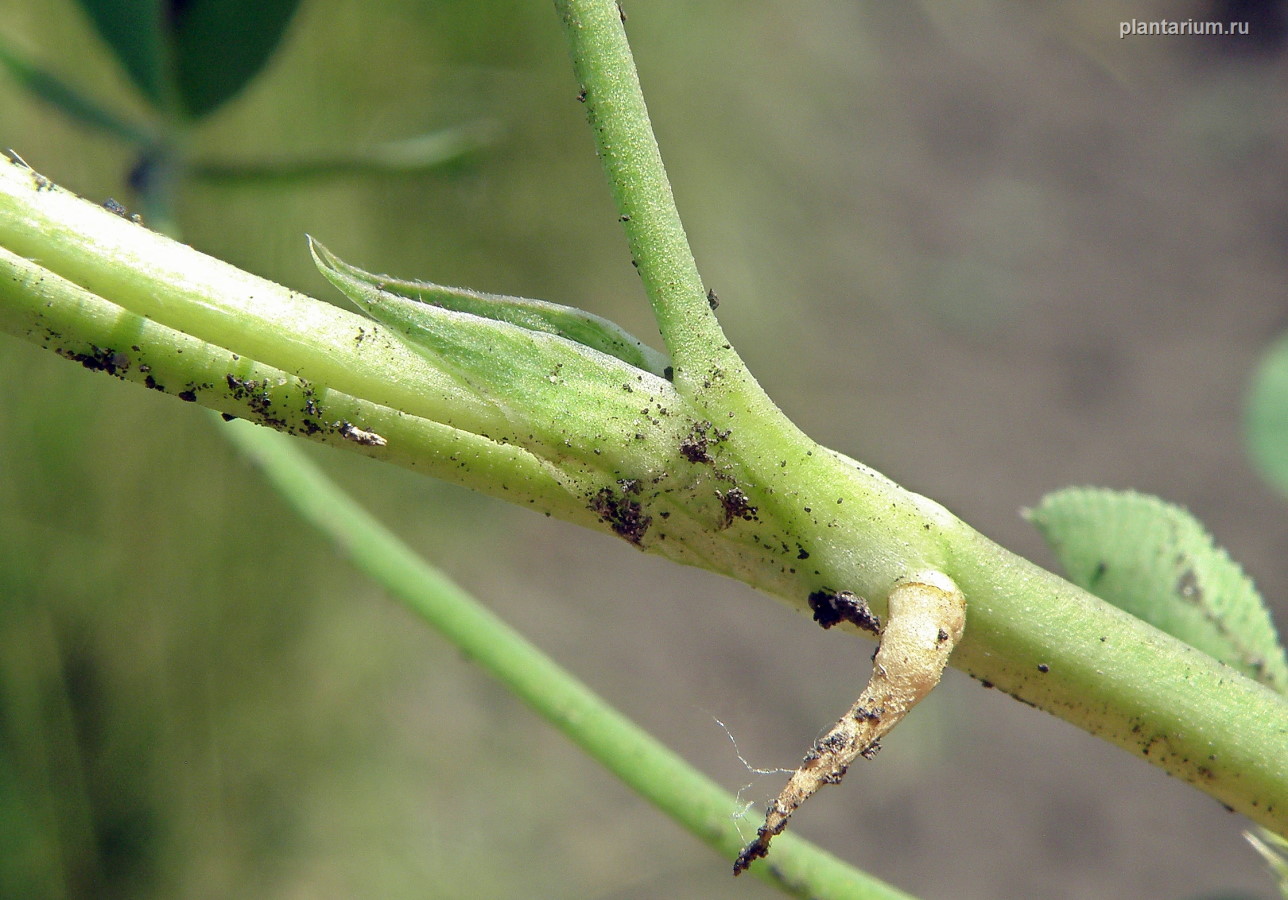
[[1247, 333, 1288, 498], [189, 123, 502, 184], [75, 0, 302, 120], [73, 0, 168, 110], [1245, 828, 1288, 899], [0, 34, 153, 145], [1028, 487, 1288, 693], [169, 0, 303, 119]]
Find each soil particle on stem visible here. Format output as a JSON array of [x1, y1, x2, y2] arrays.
[[807, 589, 881, 634], [590, 486, 651, 544]]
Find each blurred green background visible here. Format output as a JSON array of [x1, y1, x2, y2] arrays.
[[3, 0, 1288, 897]]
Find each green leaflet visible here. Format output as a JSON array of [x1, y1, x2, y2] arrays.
[[309, 238, 670, 379], [165, 0, 304, 120], [1028, 487, 1288, 694], [72, 0, 167, 112], [309, 239, 683, 472]]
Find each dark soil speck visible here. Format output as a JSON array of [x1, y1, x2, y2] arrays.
[[590, 487, 651, 545], [808, 589, 880, 634]]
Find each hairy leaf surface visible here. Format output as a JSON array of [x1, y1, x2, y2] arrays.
[[1029, 487, 1288, 693]]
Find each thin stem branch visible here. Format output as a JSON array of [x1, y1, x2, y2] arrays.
[[221, 417, 918, 900], [553, 0, 760, 406]]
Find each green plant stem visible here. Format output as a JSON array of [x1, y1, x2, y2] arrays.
[[188, 123, 499, 184], [0, 239, 591, 523], [550, 0, 1288, 841], [127, 118, 900, 899], [0, 159, 509, 439], [554, 0, 745, 392], [945, 527, 1288, 829], [220, 417, 916, 900], [2, 137, 1287, 840], [0, 33, 155, 146]]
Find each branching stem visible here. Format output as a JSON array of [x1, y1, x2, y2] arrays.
[[1, 5, 1287, 885]]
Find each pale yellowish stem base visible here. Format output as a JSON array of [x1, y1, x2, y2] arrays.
[[734, 570, 967, 875]]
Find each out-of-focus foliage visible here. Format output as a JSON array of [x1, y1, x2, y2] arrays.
[[1246, 828, 1288, 898], [74, 0, 303, 119], [1248, 332, 1288, 500]]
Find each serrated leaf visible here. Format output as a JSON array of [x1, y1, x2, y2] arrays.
[[1247, 332, 1288, 499], [309, 238, 670, 378], [1028, 487, 1288, 693]]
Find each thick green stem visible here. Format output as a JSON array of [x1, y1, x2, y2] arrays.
[[0, 162, 587, 524], [0, 159, 507, 439], [945, 530, 1288, 832], [222, 417, 916, 900], [550, 0, 1288, 840], [2, 137, 1286, 840]]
